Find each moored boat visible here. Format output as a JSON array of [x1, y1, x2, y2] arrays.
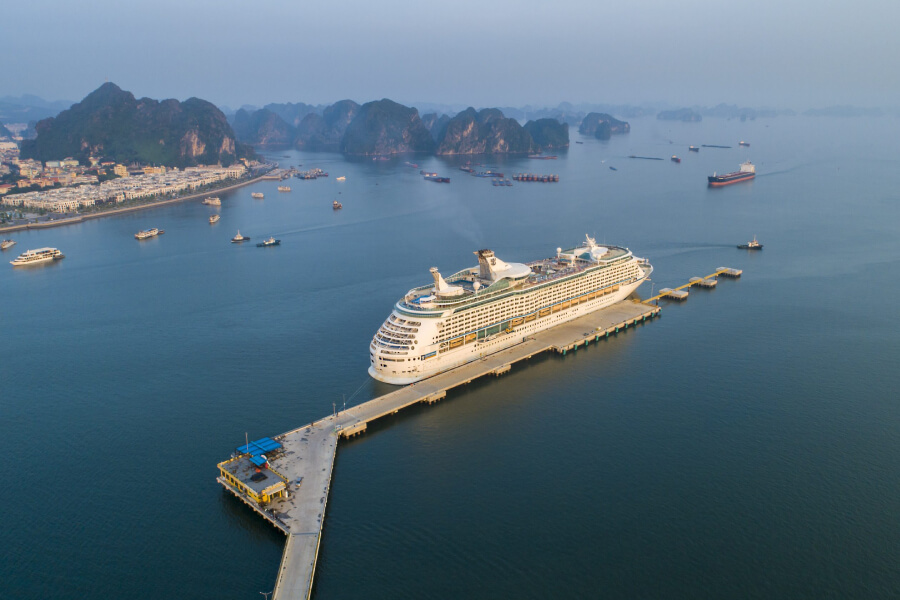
[[231, 230, 250, 243], [424, 174, 451, 183], [10, 247, 65, 267], [256, 236, 281, 247], [368, 235, 652, 385]]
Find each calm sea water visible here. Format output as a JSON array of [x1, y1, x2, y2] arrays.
[[2, 115, 900, 599]]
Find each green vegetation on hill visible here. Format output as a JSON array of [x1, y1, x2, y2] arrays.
[[20, 82, 252, 166], [295, 100, 359, 151], [578, 113, 630, 139], [340, 99, 435, 155], [232, 108, 296, 146], [524, 118, 569, 149], [436, 108, 536, 155]]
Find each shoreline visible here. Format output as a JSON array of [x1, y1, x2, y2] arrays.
[[0, 172, 273, 234]]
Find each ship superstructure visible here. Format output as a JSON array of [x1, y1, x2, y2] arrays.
[[369, 235, 652, 384], [10, 247, 65, 266]]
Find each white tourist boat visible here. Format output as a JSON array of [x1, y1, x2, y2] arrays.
[[251, 192, 264, 199], [209, 214, 220, 224], [202, 197, 221, 206], [1, 239, 16, 250], [10, 247, 65, 267], [369, 235, 653, 385], [135, 228, 163, 240]]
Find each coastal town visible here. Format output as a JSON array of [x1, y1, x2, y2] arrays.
[[0, 135, 274, 227]]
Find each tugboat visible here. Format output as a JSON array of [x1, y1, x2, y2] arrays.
[[671, 155, 681, 163], [737, 236, 763, 250], [209, 214, 220, 224], [333, 200, 343, 210], [257, 236, 281, 248], [1, 239, 16, 250], [231, 230, 250, 243]]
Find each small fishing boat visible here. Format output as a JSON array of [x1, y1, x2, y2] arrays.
[[209, 214, 220, 224], [333, 200, 343, 210]]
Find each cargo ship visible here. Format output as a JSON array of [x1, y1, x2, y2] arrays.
[[424, 174, 450, 183], [708, 161, 755, 187], [369, 235, 652, 385]]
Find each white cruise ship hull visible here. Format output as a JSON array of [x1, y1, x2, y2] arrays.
[[370, 276, 647, 386]]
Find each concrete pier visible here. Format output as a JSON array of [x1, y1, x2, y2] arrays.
[[219, 299, 660, 599]]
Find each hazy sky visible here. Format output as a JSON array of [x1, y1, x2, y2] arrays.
[[3, 0, 899, 109]]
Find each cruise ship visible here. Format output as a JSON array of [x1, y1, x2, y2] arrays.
[[10, 247, 65, 266], [369, 236, 652, 385]]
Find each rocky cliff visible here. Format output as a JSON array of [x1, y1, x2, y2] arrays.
[[578, 113, 630, 139], [436, 108, 536, 155], [231, 108, 296, 146], [421, 113, 451, 143], [340, 99, 435, 155], [20, 82, 251, 166], [523, 118, 569, 149], [295, 99, 359, 151]]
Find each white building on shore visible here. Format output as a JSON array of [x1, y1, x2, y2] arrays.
[[1, 164, 248, 212]]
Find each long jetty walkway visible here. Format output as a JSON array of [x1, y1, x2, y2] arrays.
[[219, 261, 743, 598], [218, 299, 660, 599]]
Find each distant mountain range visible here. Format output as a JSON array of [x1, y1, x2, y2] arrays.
[[230, 100, 574, 155], [20, 83, 253, 166], [0, 94, 74, 125]]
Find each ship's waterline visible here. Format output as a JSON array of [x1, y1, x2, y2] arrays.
[[369, 236, 652, 385]]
